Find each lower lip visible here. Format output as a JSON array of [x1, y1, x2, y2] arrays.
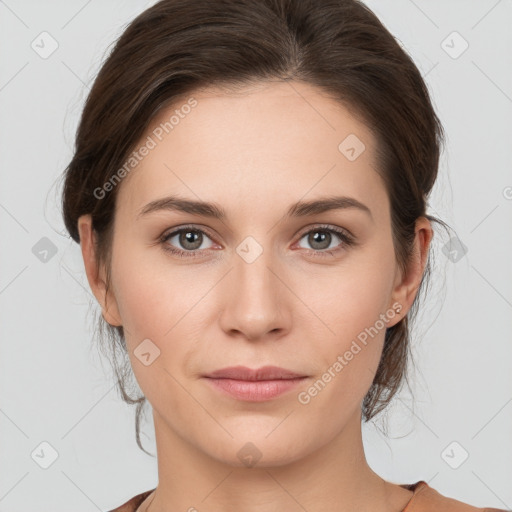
[[204, 377, 307, 402]]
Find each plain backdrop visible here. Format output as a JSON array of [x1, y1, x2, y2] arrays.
[[1, 1, 511, 511]]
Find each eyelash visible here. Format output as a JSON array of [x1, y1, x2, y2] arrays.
[[159, 224, 355, 259]]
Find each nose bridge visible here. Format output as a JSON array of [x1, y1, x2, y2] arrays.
[[219, 233, 287, 338]]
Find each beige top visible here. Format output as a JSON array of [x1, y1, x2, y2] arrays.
[[107, 481, 508, 511]]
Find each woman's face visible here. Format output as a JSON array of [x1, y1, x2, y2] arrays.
[[80, 81, 424, 467]]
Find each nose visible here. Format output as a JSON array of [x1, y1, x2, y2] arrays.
[[218, 241, 291, 342]]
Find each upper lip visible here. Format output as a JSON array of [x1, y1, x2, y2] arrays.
[[204, 365, 307, 381]]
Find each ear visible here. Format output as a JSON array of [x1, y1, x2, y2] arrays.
[[77, 214, 122, 327], [387, 217, 433, 327]]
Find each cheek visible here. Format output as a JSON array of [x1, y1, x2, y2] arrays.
[[110, 232, 198, 335], [304, 237, 397, 342], [299, 237, 397, 396], [110, 253, 199, 405], [107, 241, 180, 367], [113, 270, 170, 340], [109, 243, 212, 363]]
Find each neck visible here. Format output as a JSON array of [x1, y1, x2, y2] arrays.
[[141, 407, 412, 512]]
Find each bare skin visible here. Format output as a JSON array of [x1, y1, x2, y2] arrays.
[[79, 80, 432, 512]]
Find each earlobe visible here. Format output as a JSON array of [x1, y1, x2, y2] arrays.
[[77, 214, 122, 327], [388, 217, 433, 325]]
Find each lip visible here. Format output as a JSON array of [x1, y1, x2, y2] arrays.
[[203, 365, 306, 381], [202, 365, 308, 402]]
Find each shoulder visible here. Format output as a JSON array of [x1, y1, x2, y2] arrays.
[[404, 481, 508, 512], [105, 483, 509, 512], [106, 489, 155, 512]]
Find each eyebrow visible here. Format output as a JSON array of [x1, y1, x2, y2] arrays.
[[136, 195, 372, 221]]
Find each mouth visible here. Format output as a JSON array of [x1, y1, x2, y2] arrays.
[[203, 365, 307, 381], [202, 365, 309, 402]]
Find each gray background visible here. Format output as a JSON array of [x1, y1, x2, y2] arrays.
[[1, 0, 511, 510]]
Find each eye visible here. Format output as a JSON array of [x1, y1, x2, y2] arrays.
[[295, 225, 355, 257], [159, 224, 355, 259], [160, 226, 217, 258]]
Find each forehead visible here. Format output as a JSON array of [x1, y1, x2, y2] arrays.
[[115, 81, 386, 219]]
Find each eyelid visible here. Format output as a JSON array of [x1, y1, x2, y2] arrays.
[[161, 223, 354, 243], [295, 223, 355, 241], [159, 222, 356, 258], [160, 223, 217, 242], [293, 224, 356, 257], [159, 224, 219, 249]]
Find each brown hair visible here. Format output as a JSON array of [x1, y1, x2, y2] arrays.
[[61, 0, 445, 455]]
